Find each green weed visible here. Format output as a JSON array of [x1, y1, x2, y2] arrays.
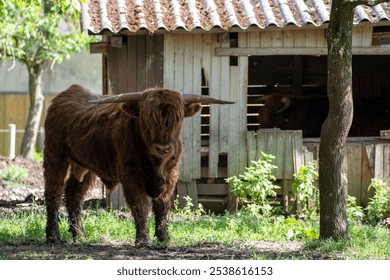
[[0, 164, 28, 187], [226, 153, 280, 217], [366, 178, 390, 224]]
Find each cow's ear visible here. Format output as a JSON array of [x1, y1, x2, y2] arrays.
[[120, 103, 140, 117], [184, 103, 202, 117]]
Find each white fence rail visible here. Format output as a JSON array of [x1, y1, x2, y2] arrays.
[[0, 124, 45, 158]]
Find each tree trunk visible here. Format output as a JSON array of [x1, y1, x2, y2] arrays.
[[319, 1, 355, 240], [20, 65, 45, 159]]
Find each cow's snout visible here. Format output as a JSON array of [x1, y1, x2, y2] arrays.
[[151, 143, 174, 157], [156, 144, 172, 154]]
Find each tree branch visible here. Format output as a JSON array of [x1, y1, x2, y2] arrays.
[[346, 0, 390, 9]]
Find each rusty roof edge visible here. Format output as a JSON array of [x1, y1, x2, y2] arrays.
[[80, 0, 390, 35]]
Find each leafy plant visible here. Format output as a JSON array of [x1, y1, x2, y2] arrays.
[[226, 153, 280, 217], [172, 195, 206, 217], [366, 178, 390, 224], [346, 196, 364, 223], [0, 164, 28, 185], [291, 162, 319, 219], [33, 151, 43, 162]]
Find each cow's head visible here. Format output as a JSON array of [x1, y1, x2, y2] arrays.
[[258, 94, 293, 128], [91, 88, 233, 198]]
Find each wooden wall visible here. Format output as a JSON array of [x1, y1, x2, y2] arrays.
[[105, 26, 390, 212], [106, 35, 164, 93], [0, 94, 53, 156]]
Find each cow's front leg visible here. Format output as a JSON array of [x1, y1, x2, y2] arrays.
[[153, 196, 171, 243], [131, 203, 152, 247], [124, 187, 152, 247]]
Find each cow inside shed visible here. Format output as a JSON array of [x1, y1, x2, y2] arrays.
[[247, 55, 390, 137]]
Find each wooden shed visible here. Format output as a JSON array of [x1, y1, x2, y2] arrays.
[[80, 0, 390, 212]]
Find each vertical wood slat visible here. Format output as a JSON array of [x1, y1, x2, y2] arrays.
[[218, 39, 231, 154], [127, 37, 137, 91], [208, 34, 221, 178], [246, 131, 257, 165], [181, 35, 194, 182], [361, 144, 374, 205], [192, 35, 202, 179], [347, 143, 363, 203], [237, 37, 248, 177], [227, 65, 240, 211], [136, 36, 146, 91], [163, 34, 175, 88]]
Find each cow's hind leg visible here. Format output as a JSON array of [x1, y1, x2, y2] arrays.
[[153, 197, 171, 243], [123, 187, 152, 247], [44, 156, 69, 244], [64, 164, 95, 239]]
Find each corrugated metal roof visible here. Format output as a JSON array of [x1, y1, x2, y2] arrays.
[[80, 0, 390, 34]]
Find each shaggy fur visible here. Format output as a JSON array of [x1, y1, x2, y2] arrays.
[[43, 84, 202, 246]]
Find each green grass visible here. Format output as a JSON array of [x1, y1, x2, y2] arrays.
[[0, 206, 389, 259]]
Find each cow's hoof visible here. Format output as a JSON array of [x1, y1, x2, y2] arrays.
[[135, 238, 152, 248], [155, 231, 170, 243], [46, 236, 64, 245]]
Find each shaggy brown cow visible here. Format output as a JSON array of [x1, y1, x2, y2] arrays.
[[257, 93, 390, 137], [43, 84, 233, 246]]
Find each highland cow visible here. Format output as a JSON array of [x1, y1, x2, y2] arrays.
[[43, 84, 233, 246]]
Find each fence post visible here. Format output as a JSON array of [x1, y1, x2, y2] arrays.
[[8, 124, 16, 159]]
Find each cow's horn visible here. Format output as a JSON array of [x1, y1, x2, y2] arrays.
[[89, 92, 142, 104], [277, 97, 292, 113], [182, 94, 234, 104]]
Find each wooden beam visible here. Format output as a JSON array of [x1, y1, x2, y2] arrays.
[[89, 42, 108, 54], [215, 47, 390, 56]]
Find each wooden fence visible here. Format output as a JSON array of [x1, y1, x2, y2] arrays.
[[108, 130, 390, 211], [0, 93, 54, 156]]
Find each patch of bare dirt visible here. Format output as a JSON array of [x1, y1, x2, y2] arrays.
[[0, 156, 104, 208]]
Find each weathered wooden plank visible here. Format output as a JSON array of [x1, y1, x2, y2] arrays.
[[374, 144, 384, 179], [384, 144, 390, 184], [208, 34, 221, 178], [145, 36, 156, 87], [248, 31, 261, 48], [260, 31, 272, 48], [176, 35, 193, 182], [176, 181, 189, 209], [218, 39, 230, 154], [274, 130, 286, 179], [361, 26, 373, 48], [361, 144, 374, 206], [283, 132, 294, 180], [187, 180, 198, 208], [154, 35, 164, 87], [282, 30, 294, 48], [192, 35, 202, 179], [292, 130, 304, 173], [182, 35, 195, 181], [305, 29, 323, 47], [237, 36, 248, 177], [227, 65, 240, 211], [197, 184, 228, 195], [303, 146, 314, 165], [365, 144, 376, 176], [246, 131, 257, 165], [215, 47, 390, 56], [352, 26, 364, 48], [136, 36, 146, 91], [347, 143, 363, 203], [293, 30, 306, 48], [163, 34, 175, 88], [127, 36, 137, 91], [271, 31, 283, 47]]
